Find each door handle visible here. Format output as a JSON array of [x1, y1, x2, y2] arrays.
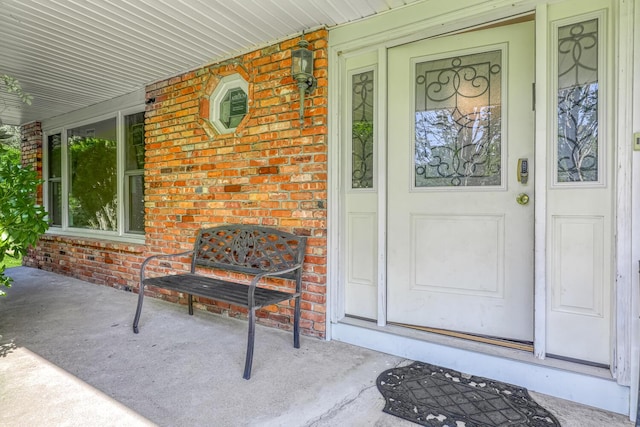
[[516, 193, 530, 205]]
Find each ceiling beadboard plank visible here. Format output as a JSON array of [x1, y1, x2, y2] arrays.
[[254, 0, 312, 33], [267, 0, 328, 29], [2, 3, 181, 77], [122, 0, 240, 56], [180, 0, 261, 47], [200, 0, 276, 43], [72, 0, 215, 63], [162, 2, 251, 54], [0, 30, 154, 93], [0, 56, 139, 103]]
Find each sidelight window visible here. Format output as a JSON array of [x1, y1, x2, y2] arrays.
[[556, 18, 600, 184], [351, 69, 375, 189]]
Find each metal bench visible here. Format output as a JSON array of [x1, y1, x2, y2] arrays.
[[132, 225, 307, 379]]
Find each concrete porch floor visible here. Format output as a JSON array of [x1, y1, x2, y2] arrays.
[[0, 267, 633, 427]]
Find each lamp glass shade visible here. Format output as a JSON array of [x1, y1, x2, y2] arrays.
[[292, 47, 313, 79]]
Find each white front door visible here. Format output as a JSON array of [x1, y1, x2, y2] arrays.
[[386, 21, 535, 341]]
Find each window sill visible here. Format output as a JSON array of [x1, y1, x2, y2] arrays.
[[42, 230, 146, 253]]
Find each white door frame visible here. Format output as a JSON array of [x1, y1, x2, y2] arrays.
[[613, 0, 636, 389], [327, 0, 634, 389], [532, 4, 549, 361]]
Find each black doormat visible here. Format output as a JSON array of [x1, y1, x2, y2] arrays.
[[376, 362, 561, 426]]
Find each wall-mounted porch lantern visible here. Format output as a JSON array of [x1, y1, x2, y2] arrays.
[[291, 39, 317, 125]]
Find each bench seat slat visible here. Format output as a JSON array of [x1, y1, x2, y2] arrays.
[[143, 274, 297, 309]]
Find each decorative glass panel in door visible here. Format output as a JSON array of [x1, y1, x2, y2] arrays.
[[414, 51, 502, 187], [557, 19, 598, 183], [351, 70, 375, 189]]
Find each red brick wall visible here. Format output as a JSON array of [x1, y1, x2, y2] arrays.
[[26, 235, 145, 290], [23, 29, 329, 338], [20, 121, 43, 204]]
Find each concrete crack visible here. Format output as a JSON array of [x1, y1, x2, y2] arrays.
[[304, 360, 412, 427], [303, 383, 376, 427], [395, 358, 413, 368]]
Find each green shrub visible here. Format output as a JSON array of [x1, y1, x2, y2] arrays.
[[0, 145, 49, 294], [1, 252, 22, 269]]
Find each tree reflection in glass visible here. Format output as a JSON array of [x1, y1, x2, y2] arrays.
[[414, 51, 502, 187], [67, 118, 117, 231], [557, 19, 599, 183]]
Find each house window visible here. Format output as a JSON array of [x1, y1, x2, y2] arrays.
[[44, 110, 145, 239], [124, 112, 145, 234], [47, 133, 62, 226], [209, 74, 249, 133], [68, 118, 118, 230]]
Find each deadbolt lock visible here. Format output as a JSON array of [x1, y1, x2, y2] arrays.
[[516, 193, 530, 205], [517, 158, 529, 184]]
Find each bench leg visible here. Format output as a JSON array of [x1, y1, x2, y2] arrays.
[[243, 307, 256, 380], [294, 294, 301, 349], [133, 285, 145, 334], [188, 294, 193, 315]]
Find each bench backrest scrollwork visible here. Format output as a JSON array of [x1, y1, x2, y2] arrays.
[[192, 225, 307, 280]]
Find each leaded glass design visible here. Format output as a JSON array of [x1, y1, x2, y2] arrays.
[[557, 19, 598, 183], [351, 70, 374, 189], [414, 51, 502, 187]]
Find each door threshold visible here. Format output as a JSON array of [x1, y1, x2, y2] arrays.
[[389, 322, 533, 352], [340, 316, 613, 380]]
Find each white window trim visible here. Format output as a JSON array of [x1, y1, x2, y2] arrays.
[[119, 106, 146, 237], [42, 127, 63, 228]]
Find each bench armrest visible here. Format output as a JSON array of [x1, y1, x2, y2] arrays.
[[140, 250, 194, 282], [247, 262, 304, 307]]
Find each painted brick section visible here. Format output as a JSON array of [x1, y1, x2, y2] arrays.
[[25, 235, 145, 291], [24, 29, 329, 339], [144, 29, 329, 338]]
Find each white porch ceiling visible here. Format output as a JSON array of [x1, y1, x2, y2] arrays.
[[0, 0, 422, 126]]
